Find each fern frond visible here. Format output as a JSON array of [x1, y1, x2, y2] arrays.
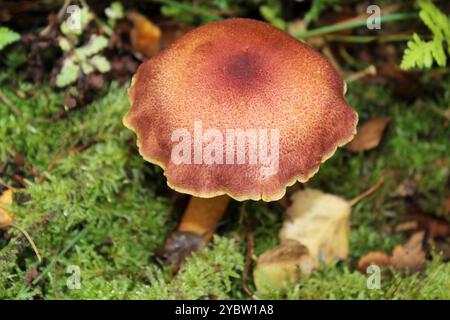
[[418, 0, 450, 39], [401, 34, 430, 69], [0, 27, 20, 51], [401, 0, 450, 70]]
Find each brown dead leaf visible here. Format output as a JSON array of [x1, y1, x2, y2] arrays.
[[280, 189, 351, 266], [358, 251, 391, 272], [415, 213, 450, 239], [0, 189, 14, 228], [391, 231, 426, 272], [24, 268, 39, 285], [357, 231, 435, 273], [127, 11, 161, 59], [346, 117, 391, 152], [253, 239, 314, 293]]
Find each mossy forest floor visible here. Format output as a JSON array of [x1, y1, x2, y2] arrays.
[[0, 70, 449, 299]]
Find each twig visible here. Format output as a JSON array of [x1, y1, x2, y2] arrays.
[[0, 89, 22, 117], [324, 33, 414, 43], [349, 176, 385, 207], [12, 174, 27, 188], [11, 224, 42, 263], [50, 107, 74, 122], [339, 47, 367, 69], [37, 132, 85, 183], [296, 12, 418, 39], [322, 45, 344, 76], [37, 136, 69, 183], [241, 206, 254, 299], [68, 139, 95, 155], [163, 195, 178, 225], [0, 178, 16, 190], [427, 105, 450, 121], [345, 65, 377, 83], [39, 0, 71, 37]]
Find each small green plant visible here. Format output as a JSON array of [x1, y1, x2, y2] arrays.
[[304, 0, 341, 24], [401, 0, 450, 70], [105, 1, 125, 28], [0, 26, 20, 51], [56, 2, 124, 88], [259, 1, 286, 30], [158, 0, 239, 24]]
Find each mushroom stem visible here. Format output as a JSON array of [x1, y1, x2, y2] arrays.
[[159, 195, 231, 269], [178, 195, 230, 242]]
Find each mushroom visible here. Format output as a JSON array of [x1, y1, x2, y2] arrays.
[[123, 18, 358, 267]]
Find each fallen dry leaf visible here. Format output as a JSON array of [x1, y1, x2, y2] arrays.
[[415, 213, 450, 239], [127, 11, 161, 59], [0, 189, 41, 262], [346, 117, 391, 152], [253, 239, 314, 293], [279, 188, 351, 266], [391, 231, 426, 272], [24, 267, 39, 285], [0, 189, 14, 228], [357, 231, 431, 273], [357, 251, 391, 272]]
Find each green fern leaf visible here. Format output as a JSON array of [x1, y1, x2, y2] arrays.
[[0, 26, 20, 51], [430, 38, 447, 67], [418, 0, 450, 39], [401, 0, 450, 70], [401, 34, 429, 69]]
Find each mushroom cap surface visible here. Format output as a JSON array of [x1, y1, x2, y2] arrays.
[[124, 18, 358, 201]]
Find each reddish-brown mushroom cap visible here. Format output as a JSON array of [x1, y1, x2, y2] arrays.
[[124, 18, 358, 201]]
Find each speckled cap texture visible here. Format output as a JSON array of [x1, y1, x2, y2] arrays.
[[124, 18, 358, 201]]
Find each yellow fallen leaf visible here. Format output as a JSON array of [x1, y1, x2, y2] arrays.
[[279, 188, 351, 266], [253, 239, 314, 293], [0, 189, 14, 228], [128, 11, 161, 59], [0, 189, 41, 262]]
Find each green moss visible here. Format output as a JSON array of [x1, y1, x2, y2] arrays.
[[257, 255, 450, 300], [0, 82, 171, 298], [130, 236, 245, 300], [0, 73, 449, 299]]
